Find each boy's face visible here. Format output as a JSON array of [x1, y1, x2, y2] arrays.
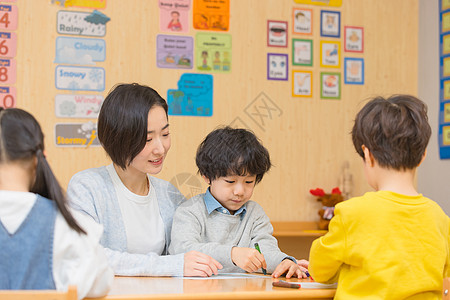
[[207, 174, 257, 215]]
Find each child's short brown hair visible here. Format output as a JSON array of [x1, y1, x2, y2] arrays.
[[351, 95, 431, 170], [196, 126, 271, 184]]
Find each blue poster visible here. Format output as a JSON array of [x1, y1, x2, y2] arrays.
[[167, 73, 213, 117]]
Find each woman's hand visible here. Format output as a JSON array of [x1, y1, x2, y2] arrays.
[[183, 251, 223, 277]]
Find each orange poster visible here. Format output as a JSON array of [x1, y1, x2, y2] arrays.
[[193, 0, 229, 31]]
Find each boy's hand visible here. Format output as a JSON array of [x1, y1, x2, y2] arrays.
[[231, 247, 267, 273], [272, 259, 306, 278], [297, 259, 310, 274], [184, 251, 223, 277]]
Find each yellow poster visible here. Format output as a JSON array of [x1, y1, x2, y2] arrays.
[[193, 0, 230, 31], [444, 81, 450, 100], [53, 0, 106, 9], [444, 57, 450, 77], [444, 13, 450, 33], [444, 35, 450, 55], [443, 0, 450, 11], [445, 103, 450, 123], [294, 0, 342, 7], [443, 126, 450, 146]]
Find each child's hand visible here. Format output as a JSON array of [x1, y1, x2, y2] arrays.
[[184, 251, 223, 277], [231, 247, 267, 273], [272, 259, 306, 278], [297, 259, 310, 274]]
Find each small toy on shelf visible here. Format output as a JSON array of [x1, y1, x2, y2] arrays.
[[310, 187, 344, 230]]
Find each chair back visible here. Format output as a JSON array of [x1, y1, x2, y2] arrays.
[[444, 277, 450, 300], [0, 285, 77, 300]]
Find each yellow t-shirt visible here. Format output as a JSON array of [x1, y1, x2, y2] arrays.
[[309, 191, 450, 300]]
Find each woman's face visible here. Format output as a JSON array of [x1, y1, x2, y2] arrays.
[[129, 106, 171, 175]]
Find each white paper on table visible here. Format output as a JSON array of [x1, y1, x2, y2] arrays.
[[181, 273, 269, 280]]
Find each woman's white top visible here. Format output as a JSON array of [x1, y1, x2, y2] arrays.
[[106, 164, 166, 255], [0, 190, 114, 299]]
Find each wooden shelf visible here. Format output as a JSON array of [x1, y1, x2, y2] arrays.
[[271, 221, 327, 237]]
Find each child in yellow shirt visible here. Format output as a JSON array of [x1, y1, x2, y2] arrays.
[[309, 95, 450, 299]]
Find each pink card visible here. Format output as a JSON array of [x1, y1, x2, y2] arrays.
[[0, 86, 16, 108], [0, 58, 16, 84], [159, 0, 190, 33], [0, 32, 17, 58], [0, 5, 18, 31]]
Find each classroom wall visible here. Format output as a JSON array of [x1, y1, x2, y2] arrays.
[[418, 0, 450, 215], [13, 0, 419, 222]]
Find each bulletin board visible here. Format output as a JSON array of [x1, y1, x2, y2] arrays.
[[9, 0, 418, 222]]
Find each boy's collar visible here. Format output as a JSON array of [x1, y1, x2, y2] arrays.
[[204, 188, 247, 216]]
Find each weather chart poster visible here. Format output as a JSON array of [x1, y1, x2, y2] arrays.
[[54, 3, 109, 147]]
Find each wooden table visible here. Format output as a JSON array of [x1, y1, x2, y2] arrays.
[[90, 276, 335, 300]]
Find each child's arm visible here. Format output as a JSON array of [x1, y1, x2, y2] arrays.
[[247, 204, 305, 275], [309, 209, 346, 283]]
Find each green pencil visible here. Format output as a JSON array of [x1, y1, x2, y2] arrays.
[[254, 243, 267, 275]]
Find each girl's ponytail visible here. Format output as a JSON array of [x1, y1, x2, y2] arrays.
[[0, 108, 86, 235], [31, 148, 86, 234]]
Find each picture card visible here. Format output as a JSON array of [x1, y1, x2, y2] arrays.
[[0, 86, 15, 108], [57, 10, 110, 37], [55, 65, 105, 91], [267, 53, 288, 80], [444, 12, 450, 34], [156, 35, 193, 69], [292, 70, 312, 97], [51, 0, 106, 9], [292, 39, 313, 66], [443, 34, 450, 56], [0, 58, 16, 84], [320, 10, 340, 38], [441, 125, 450, 146], [0, 32, 17, 58], [444, 57, 450, 78], [0, 5, 18, 31], [159, 0, 190, 33], [267, 20, 288, 47], [293, 8, 312, 35], [55, 37, 106, 65], [293, 0, 342, 6], [443, 101, 450, 123], [321, 72, 341, 99], [439, 125, 450, 159], [167, 73, 213, 117], [196, 32, 231, 72], [344, 57, 364, 84], [444, 79, 450, 101], [55, 122, 100, 147], [320, 41, 340, 68], [55, 94, 104, 118], [193, 0, 229, 31], [344, 26, 363, 52]]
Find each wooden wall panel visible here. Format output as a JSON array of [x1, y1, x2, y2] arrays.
[[13, 0, 418, 221]]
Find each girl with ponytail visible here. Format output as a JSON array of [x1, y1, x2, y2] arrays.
[[0, 108, 113, 298]]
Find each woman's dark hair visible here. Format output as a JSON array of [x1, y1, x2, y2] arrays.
[[98, 83, 168, 169], [352, 95, 431, 170], [196, 126, 272, 184], [0, 108, 85, 234]]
